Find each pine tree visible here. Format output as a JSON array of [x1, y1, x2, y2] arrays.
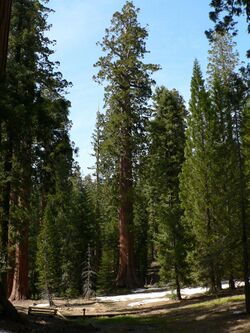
[[96, 247, 116, 295], [206, 32, 243, 289], [148, 87, 188, 299], [180, 60, 220, 291], [82, 244, 96, 299], [207, 32, 250, 309], [36, 195, 61, 305], [230, 75, 250, 312], [94, 0, 159, 288], [91, 112, 120, 292]]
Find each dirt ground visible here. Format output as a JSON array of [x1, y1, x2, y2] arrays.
[[12, 296, 172, 316], [1, 289, 250, 332]]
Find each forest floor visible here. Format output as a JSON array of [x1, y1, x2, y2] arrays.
[[1, 286, 250, 332]]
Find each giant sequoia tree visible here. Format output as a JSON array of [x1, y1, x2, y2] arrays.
[[94, 1, 159, 288]]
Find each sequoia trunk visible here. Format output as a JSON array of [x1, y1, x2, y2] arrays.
[[9, 225, 29, 301], [116, 150, 138, 288], [9, 144, 31, 301]]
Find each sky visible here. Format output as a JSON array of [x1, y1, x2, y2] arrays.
[[46, 0, 249, 175]]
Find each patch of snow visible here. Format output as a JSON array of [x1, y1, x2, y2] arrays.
[[181, 287, 208, 295], [34, 303, 50, 307], [128, 297, 170, 307], [97, 282, 245, 305], [96, 291, 170, 302]]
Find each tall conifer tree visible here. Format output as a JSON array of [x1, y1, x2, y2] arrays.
[[148, 87, 187, 299], [94, 1, 159, 288], [180, 61, 220, 291]]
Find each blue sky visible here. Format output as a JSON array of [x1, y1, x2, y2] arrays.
[[46, 0, 249, 175]]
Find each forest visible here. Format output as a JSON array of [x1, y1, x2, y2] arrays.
[[0, 0, 250, 332]]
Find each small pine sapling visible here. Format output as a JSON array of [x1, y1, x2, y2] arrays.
[[82, 245, 96, 299]]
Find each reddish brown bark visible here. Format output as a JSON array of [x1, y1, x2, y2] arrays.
[[9, 226, 29, 301], [116, 145, 138, 288], [9, 149, 31, 301]]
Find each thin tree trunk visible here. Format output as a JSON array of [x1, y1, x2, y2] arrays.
[[206, 203, 217, 293], [229, 276, 236, 290], [209, 263, 217, 293], [173, 231, 182, 300], [175, 264, 182, 300], [47, 286, 55, 307], [216, 276, 222, 290]]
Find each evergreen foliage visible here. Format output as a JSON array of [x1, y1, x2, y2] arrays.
[[147, 87, 188, 299], [36, 195, 61, 304], [0, 0, 250, 317], [96, 247, 117, 295], [180, 60, 220, 291], [82, 244, 96, 299], [207, 0, 249, 58], [94, 0, 159, 288]]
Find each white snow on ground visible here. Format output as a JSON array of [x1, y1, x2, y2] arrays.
[[97, 282, 245, 308], [127, 287, 209, 307], [181, 286, 208, 295], [34, 303, 50, 307], [97, 286, 211, 303], [96, 290, 170, 303]]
